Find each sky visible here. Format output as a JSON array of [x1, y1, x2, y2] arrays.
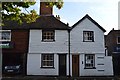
[[26, 0, 119, 34]]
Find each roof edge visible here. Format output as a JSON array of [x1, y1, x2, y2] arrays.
[[71, 14, 106, 32]]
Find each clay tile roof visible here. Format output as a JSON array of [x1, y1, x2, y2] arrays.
[[1, 15, 70, 30], [29, 15, 70, 30]]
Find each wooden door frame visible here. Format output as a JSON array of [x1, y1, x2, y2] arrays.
[[72, 54, 79, 77]]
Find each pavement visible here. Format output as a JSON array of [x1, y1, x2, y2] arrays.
[[1, 76, 119, 80]]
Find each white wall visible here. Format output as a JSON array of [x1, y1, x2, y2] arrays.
[[29, 30, 68, 53], [79, 54, 113, 76], [66, 54, 72, 76], [27, 53, 59, 75], [70, 18, 105, 53], [27, 30, 69, 75], [104, 56, 113, 75], [27, 18, 113, 76], [70, 18, 113, 76], [80, 54, 103, 76]]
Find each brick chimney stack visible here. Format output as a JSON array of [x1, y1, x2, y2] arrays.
[[40, 2, 53, 15]]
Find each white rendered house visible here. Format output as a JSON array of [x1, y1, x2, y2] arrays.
[[70, 14, 113, 76], [27, 2, 70, 76], [27, 15, 70, 76], [27, 2, 113, 76]]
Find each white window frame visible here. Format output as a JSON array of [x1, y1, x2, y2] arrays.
[[0, 30, 11, 42], [83, 31, 94, 42], [117, 36, 120, 44], [41, 54, 54, 68], [42, 30, 55, 42], [105, 48, 108, 56], [85, 54, 95, 69]]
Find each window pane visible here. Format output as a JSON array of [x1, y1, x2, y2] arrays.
[[42, 54, 54, 67], [0, 31, 11, 41], [50, 32, 53, 36], [85, 54, 95, 68], [83, 31, 94, 42], [49, 55, 53, 60], [42, 30, 54, 41]]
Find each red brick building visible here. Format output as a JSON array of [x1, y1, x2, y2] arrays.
[[105, 29, 120, 75], [1, 22, 29, 75]]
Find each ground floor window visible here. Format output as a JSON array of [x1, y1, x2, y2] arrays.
[[41, 54, 54, 68], [85, 54, 95, 69], [2, 53, 23, 74]]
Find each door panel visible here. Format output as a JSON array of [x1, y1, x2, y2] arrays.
[[113, 54, 120, 75], [72, 55, 79, 77], [59, 54, 66, 76]]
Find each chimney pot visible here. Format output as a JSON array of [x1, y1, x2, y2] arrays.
[[56, 15, 60, 20], [112, 28, 114, 30], [67, 23, 69, 26]]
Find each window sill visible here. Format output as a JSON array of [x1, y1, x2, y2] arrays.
[[117, 43, 120, 44], [83, 41, 94, 42], [0, 40, 11, 42], [41, 40, 55, 42], [40, 67, 55, 69], [84, 67, 96, 69]]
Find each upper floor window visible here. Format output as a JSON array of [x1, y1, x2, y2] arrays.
[[42, 30, 55, 42], [116, 47, 120, 52], [83, 31, 94, 42], [41, 54, 54, 68], [0, 30, 11, 41], [85, 54, 95, 69], [117, 36, 120, 44]]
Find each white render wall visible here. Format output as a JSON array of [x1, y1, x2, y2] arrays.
[[70, 18, 113, 76], [27, 53, 69, 75], [29, 30, 68, 53], [70, 18, 105, 53], [27, 17, 113, 76], [104, 56, 114, 75], [27, 53, 59, 75], [79, 54, 113, 76], [27, 29, 69, 75]]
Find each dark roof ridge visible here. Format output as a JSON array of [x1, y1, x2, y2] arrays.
[[107, 29, 120, 35]]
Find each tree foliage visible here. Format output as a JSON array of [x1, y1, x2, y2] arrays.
[[45, 0, 63, 9], [1, 0, 63, 25]]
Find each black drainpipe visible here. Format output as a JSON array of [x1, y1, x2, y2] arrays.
[[68, 28, 71, 77]]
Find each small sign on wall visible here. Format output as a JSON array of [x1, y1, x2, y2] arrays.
[[0, 42, 13, 48]]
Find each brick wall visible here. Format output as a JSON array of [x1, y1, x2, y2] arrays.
[[40, 2, 53, 15], [105, 30, 120, 55], [2, 30, 29, 54]]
